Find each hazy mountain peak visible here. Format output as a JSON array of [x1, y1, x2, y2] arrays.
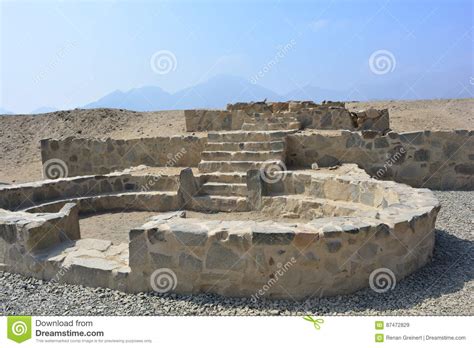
[[30, 106, 58, 114]]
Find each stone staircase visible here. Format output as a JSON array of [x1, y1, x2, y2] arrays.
[[192, 114, 300, 212]]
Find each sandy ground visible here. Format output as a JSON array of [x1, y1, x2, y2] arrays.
[[0, 99, 472, 184], [347, 98, 474, 131], [0, 108, 186, 184], [79, 211, 159, 245], [79, 210, 313, 244]]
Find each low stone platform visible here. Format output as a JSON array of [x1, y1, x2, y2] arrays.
[[0, 164, 440, 298]]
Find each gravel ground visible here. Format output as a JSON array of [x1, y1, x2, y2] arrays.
[[0, 191, 472, 316]]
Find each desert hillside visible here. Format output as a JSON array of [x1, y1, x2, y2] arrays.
[[0, 109, 186, 184], [347, 99, 473, 131], [0, 98, 472, 184]]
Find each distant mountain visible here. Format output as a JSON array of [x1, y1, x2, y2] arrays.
[[82, 72, 474, 112], [171, 75, 283, 109], [84, 75, 283, 111], [30, 106, 57, 114], [0, 108, 14, 115], [85, 86, 172, 111]]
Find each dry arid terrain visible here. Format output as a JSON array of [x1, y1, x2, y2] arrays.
[[0, 98, 473, 184], [0, 99, 473, 316], [0, 109, 187, 184]]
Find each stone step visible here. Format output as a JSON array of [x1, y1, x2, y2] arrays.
[[241, 122, 300, 131], [208, 130, 294, 143], [199, 172, 247, 184], [200, 182, 247, 196], [201, 150, 284, 161], [198, 160, 283, 173], [190, 195, 249, 212], [205, 140, 285, 151]]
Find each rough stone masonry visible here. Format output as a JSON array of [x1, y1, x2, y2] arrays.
[[2, 99, 470, 298]]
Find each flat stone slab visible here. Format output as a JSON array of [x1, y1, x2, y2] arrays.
[[69, 257, 124, 271], [168, 221, 209, 245], [41, 238, 129, 270]]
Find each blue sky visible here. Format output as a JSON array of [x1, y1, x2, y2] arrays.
[[1, 0, 473, 113]]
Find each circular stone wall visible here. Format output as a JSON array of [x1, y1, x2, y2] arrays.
[[128, 167, 440, 298], [0, 166, 440, 298]]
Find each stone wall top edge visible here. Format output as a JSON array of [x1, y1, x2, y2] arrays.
[[288, 168, 439, 215], [127, 208, 436, 240], [0, 171, 180, 192], [40, 134, 207, 143], [293, 129, 472, 137], [0, 201, 76, 224]]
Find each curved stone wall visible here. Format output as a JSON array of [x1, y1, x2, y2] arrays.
[[0, 171, 180, 281], [286, 130, 473, 189], [40, 135, 206, 177], [128, 167, 439, 297], [0, 172, 179, 212], [0, 166, 439, 298]]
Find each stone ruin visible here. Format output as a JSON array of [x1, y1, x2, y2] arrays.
[[1, 100, 471, 298]]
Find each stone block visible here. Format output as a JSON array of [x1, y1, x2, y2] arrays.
[[170, 222, 208, 246], [206, 242, 245, 271], [252, 225, 295, 245], [179, 253, 202, 272], [150, 252, 174, 267], [178, 168, 199, 208], [246, 169, 263, 210], [414, 149, 430, 161], [325, 240, 342, 253]]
